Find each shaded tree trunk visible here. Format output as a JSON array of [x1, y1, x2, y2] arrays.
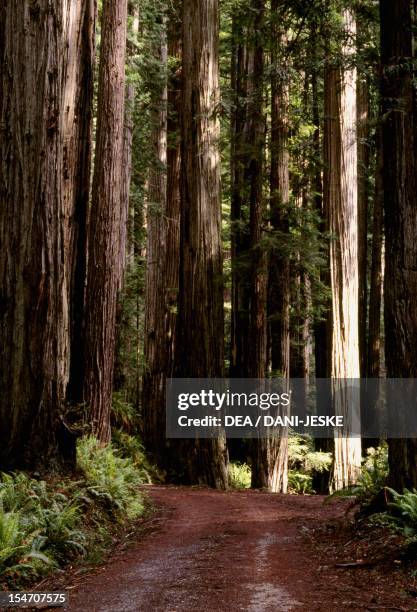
[[174, 0, 228, 489], [311, 23, 330, 381], [64, 1, 97, 405], [0, 0, 76, 470], [244, 0, 287, 493], [367, 125, 383, 379], [142, 15, 169, 463], [230, 10, 251, 379], [357, 76, 370, 378], [380, 0, 417, 490], [83, 0, 128, 443], [268, 5, 290, 379]]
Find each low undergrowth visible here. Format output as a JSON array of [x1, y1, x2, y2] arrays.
[[0, 436, 151, 589]]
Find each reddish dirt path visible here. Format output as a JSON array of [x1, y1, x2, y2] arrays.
[[65, 486, 415, 611]]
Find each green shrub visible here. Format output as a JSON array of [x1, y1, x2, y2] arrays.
[[326, 445, 388, 505], [288, 434, 332, 474], [111, 393, 138, 432], [77, 436, 144, 519], [112, 431, 161, 483], [386, 488, 417, 539], [288, 434, 331, 494], [228, 462, 251, 489], [0, 437, 148, 589], [288, 471, 313, 495]]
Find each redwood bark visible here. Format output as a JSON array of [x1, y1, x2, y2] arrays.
[[143, 17, 169, 462], [357, 76, 370, 378], [367, 125, 383, 379], [174, 0, 228, 488], [230, 10, 250, 379], [269, 4, 290, 379], [380, 0, 417, 489], [324, 10, 362, 490], [0, 1, 75, 470], [64, 1, 96, 404], [83, 0, 128, 443]]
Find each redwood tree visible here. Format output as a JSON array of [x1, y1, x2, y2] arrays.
[[324, 9, 362, 490], [174, 0, 228, 488], [83, 0, 128, 443], [380, 0, 417, 489], [0, 0, 75, 470]]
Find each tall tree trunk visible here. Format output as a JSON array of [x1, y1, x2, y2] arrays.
[[357, 76, 370, 378], [143, 16, 169, 463], [174, 0, 228, 489], [311, 25, 333, 493], [0, 0, 76, 470], [165, 5, 181, 383], [268, 6, 290, 379], [113, 5, 139, 393], [311, 23, 330, 381], [380, 0, 417, 489], [256, 0, 290, 493], [324, 10, 362, 491], [246, 0, 285, 493], [230, 11, 250, 379], [367, 125, 383, 379], [83, 0, 128, 443], [64, 1, 96, 405]]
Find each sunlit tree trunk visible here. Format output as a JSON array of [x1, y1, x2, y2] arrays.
[[380, 0, 417, 489], [174, 0, 228, 488], [83, 0, 128, 443], [0, 0, 76, 470], [324, 10, 361, 490]]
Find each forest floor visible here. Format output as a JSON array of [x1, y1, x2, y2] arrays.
[[49, 486, 417, 611]]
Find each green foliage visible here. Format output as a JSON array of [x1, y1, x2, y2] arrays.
[[112, 431, 162, 484], [228, 462, 251, 489], [77, 437, 145, 520], [0, 472, 82, 587], [386, 488, 417, 540], [0, 437, 148, 589], [287, 434, 332, 495], [288, 472, 313, 495], [111, 392, 138, 432], [326, 445, 388, 505], [288, 434, 332, 473]]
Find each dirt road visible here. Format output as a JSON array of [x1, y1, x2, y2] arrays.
[[65, 486, 415, 611]]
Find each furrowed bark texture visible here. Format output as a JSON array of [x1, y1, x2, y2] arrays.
[[254, 0, 290, 493], [269, 3, 290, 379], [357, 76, 370, 378], [380, 0, 417, 489], [230, 10, 250, 379], [83, 0, 128, 443], [324, 10, 361, 491], [143, 18, 169, 462], [244, 0, 287, 493], [174, 0, 228, 488], [0, 1, 75, 470], [367, 125, 383, 379], [64, 0, 96, 404]]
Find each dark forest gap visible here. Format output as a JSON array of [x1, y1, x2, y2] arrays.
[[64, 487, 413, 612]]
